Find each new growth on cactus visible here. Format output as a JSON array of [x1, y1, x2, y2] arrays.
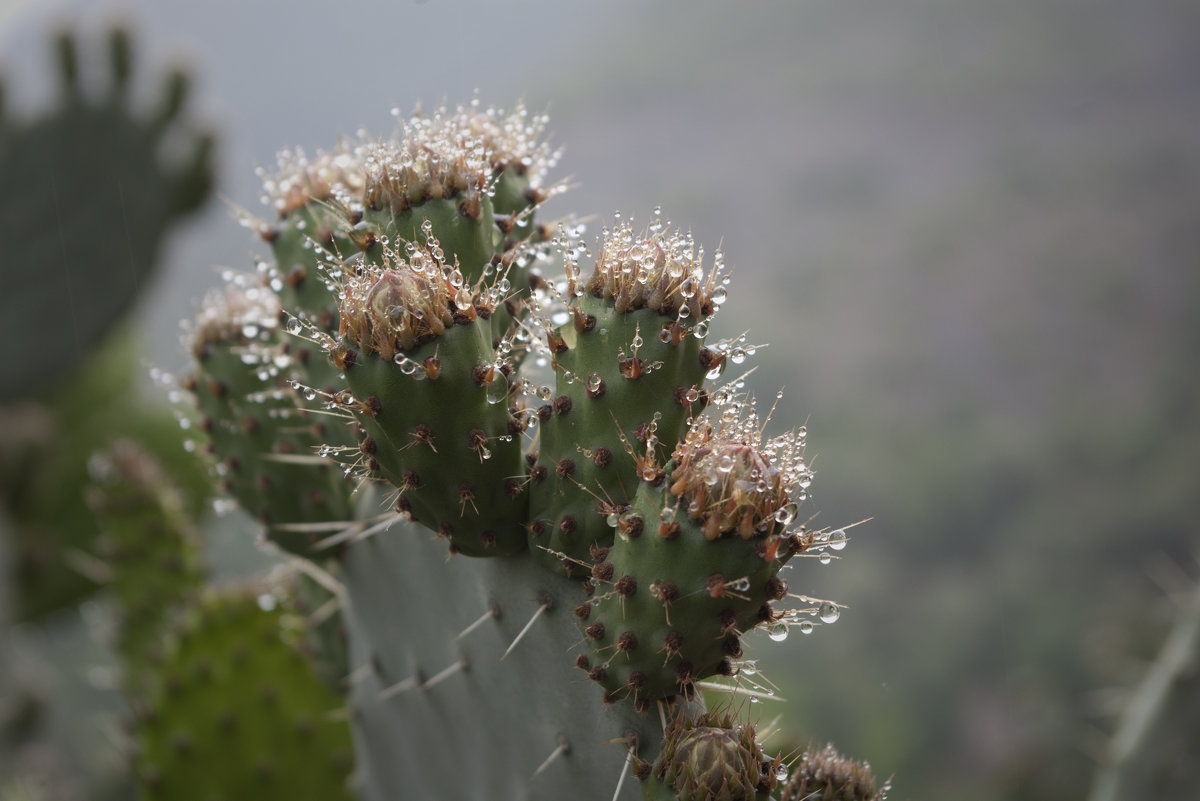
[[179, 97, 877, 800]]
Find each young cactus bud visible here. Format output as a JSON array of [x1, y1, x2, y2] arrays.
[[669, 396, 806, 542], [777, 742, 888, 801], [640, 712, 779, 801], [338, 248, 457, 361]]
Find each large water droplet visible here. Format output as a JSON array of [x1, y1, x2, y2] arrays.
[[767, 622, 789, 642], [485, 370, 509, 405], [818, 601, 841, 624], [798, 620, 814, 635]]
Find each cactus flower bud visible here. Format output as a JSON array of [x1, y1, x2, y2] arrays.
[[778, 742, 887, 801], [652, 713, 776, 801], [669, 398, 808, 542]]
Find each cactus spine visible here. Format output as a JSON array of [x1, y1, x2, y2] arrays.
[[183, 99, 876, 800]]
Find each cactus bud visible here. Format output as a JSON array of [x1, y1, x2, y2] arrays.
[[669, 397, 807, 542], [778, 743, 887, 801], [649, 713, 777, 801]]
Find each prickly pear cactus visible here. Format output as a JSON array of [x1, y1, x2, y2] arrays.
[[85, 440, 205, 693], [2, 332, 212, 621], [133, 589, 355, 801], [183, 99, 877, 800], [0, 26, 214, 401]]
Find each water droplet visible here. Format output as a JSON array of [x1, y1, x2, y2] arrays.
[[798, 620, 814, 635], [480, 447, 492, 460], [711, 287, 728, 305], [692, 320, 709, 338], [767, 622, 789, 642], [659, 327, 672, 344], [285, 317, 302, 335], [718, 454, 735, 473], [485, 370, 509, 405], [774, 503, 797, 525], [660, 506, 676, 523], [818, 553, 832, 565], [587, 372, 602, 392], [829, 529, 848, 550], [729, 348, 747, 365], [741, 661, 757, 676], [818, 601, 840, 624], [731, 577, 750, 592]]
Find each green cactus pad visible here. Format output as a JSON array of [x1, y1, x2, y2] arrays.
[[134, 589, 355, 801], [186, 286, 355, 557], [578, 478, 794, 703], [530, 294, 708, 574], [361, 197, 499, 283], [339, 513, 701, 801], [2, 330, 211, 621], [0, 26, 213, 401], [337, 328, 527, 557], [86, 441, 205, 693]]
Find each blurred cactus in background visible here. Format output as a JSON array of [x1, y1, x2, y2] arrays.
[[0, 25, 215, 622], [0, 24, 218, 801], [0, 25, 213, 402], [176, 98, 876, 800]]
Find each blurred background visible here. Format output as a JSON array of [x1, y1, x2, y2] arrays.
[[1, 0, 1197, 799]]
